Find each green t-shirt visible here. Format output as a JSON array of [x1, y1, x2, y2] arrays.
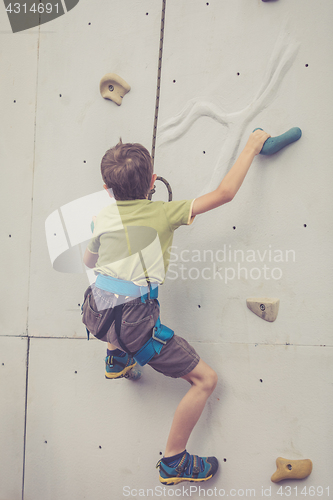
[[88, 198, 195, 285]]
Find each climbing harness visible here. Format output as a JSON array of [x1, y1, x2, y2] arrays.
[[93, 274, 174, 366]]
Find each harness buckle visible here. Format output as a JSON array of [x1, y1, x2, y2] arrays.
[[152, 326, 167, 345]]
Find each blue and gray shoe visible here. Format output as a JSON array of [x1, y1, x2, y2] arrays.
[[156, 451, 218, 485], [105, 353, 137, 379]]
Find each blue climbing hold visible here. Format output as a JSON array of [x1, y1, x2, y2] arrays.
[[90, 221, 94, 233], [253, 127, 302, 155]]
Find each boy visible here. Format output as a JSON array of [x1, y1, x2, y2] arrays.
[[82, 129, 270, 485]]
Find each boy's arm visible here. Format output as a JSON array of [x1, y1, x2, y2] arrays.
[[192, 129, 270, 216], [83, 248, 99, 268]]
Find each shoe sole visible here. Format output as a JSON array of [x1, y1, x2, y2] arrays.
[[159, 474, 213, 485], [105, 362, 137, 379]]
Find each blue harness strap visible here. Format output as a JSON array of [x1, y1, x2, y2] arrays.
[[134, 317, 174, 366], [95, 274, 158, 301], [94, 274, 173, 366]]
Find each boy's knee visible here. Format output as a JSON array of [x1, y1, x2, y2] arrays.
[[184, 360, 218, 393], [209, 369, 218, 391], [202, 367, 218, 393]]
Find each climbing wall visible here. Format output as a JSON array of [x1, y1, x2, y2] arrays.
[[0, 0, 332, 499]]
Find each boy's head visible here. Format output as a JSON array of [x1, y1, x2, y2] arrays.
[[101, 139, 155, 200]]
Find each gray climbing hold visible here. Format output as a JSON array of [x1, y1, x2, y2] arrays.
[[253, 127, 302, 155], [125, 366, 142, 380]]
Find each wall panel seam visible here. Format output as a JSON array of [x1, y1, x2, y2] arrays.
[[21, 337, 30, 500], [23, 23, 41, 498]]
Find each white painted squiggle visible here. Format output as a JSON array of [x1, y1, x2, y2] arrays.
[[157, 30, 299, 193]]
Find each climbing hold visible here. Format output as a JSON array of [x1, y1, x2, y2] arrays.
[[125, 366, 142, 381], [100, 73, 131, 106], [253, 127, 302, 155], [246, 298, 279, 322], [271, 457, 313, 483]]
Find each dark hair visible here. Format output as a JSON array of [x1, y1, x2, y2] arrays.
[[101, 139, 153, 200]]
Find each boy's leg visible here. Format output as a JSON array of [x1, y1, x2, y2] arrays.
[[107, 342, 120, 351], [82, 285, 137, 379], [164, 359, 218, 457], [157, 359, 219, 484]]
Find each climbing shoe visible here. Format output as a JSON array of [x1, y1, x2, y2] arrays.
[[156, 451, 218, 485], [105, 353, 137, 379]]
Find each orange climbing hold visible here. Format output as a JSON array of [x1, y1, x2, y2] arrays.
[[271, 457, 313, 483]]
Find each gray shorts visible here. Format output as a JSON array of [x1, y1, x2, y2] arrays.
[[82, 284, 200, 378]]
